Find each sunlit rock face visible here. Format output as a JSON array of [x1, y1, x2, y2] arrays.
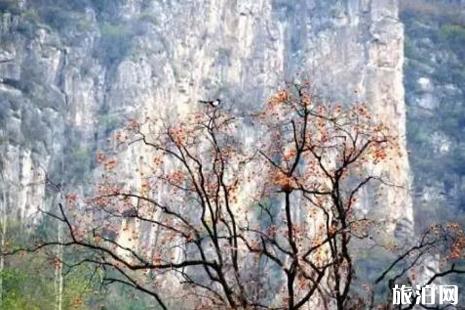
[[0, 0, 412, 236], [0, 0, 412, 288]]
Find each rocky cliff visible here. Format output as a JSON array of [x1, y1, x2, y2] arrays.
[[0, 0, 422, 307], [401, 0, 465, 229], [0, 0, 412, 251]]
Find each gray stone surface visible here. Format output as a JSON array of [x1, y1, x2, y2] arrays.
[[0, 0, 412, 238]]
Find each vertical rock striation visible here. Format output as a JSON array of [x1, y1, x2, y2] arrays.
[[0, 0, 412, 275]]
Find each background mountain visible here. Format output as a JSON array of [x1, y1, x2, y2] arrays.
[[401, 0, 465, 229], [0, 0, 463, 308]]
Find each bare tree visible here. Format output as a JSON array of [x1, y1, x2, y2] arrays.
[[5, 83, 465, 309]]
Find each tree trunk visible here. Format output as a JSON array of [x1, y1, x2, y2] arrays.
[[0, 173, 7, 307], [54, 194, 63, 310]]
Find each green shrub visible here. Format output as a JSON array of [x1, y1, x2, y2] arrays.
[[404, 38, 415, 58], [68, 146, 93, 179], [139, 12, 157, 24], [0, 0, 21, 14], [21, 9, 40, 24], [400, 0, 465, 25], [97, 22, 133, 66], [1, 220, 96, 309], [440, 24, 465, 51], [89, 0, 121, 18], [14, 9, 41, 39], [77, 17, 93, 32], [39, 6, 73, 30], [99, 114, 119, 134]]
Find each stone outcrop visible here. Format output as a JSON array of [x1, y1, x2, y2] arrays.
[[0, 1, 421, 307], [0, 0, 412, 255]]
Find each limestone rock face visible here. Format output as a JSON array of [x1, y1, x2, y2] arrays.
[[0, 0, 412, 240]]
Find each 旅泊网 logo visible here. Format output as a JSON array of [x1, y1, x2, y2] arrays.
[[393, 284, 458, 306]]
